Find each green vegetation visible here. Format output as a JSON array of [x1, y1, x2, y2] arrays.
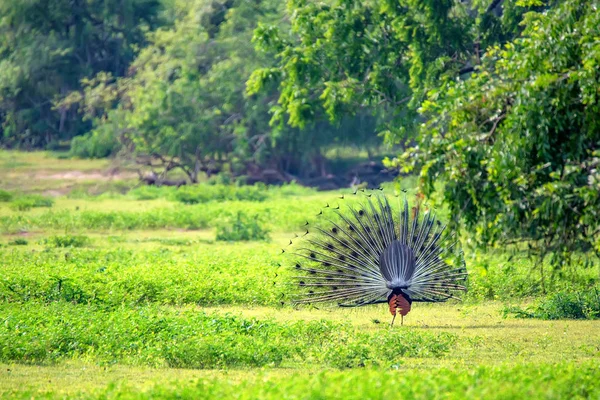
[[0, 189, 13, 202], [215, 211, 270, 242], [0, 303, 455, 368], [250, 0, 600, 273], [0, 0, 163, 148], [58, 363, 600, 399], [505, 288, 600, 320], [9, 194, 54, 211], [2, 0, 600, 397], [43, 234, 90, 248]]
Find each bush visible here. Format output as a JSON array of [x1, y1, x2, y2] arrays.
[[0, 190, 13, 202], [44, 235, 90, 248], [10, 195, 54, 211], [173, 184, 268, 204], [215, 211, 270, 242], [128, 185, 177, 200], [8, 238, 28, 246], [127, 184, 269, 203], [321, 330, 456, 368], [69, 124, 120, 159], [504, 288, 600, 320]]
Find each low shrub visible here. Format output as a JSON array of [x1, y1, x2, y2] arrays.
[[10, 195, 54, 211], [173, 184, 268, 204], [44, 235, 90, 248], [503, 288, 600, 320], [0, 189, 13, 202], [69, 124, 120, 159], [127, 185, 177, 200], [215, 211, 270, 241]]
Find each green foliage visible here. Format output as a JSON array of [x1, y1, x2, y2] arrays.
[[130, 184, 269, 204], [69, 127, 120, 159], [250, 0, 600, 277], [0, 0, 163, 147], [127, 185, 176, 200], [53, 362, 599, 399], [0, 303, 455, 367], [249, 0, 540, 140], [0, 243, 283, 306], [215, 211, 270, 242], [0, 192, 329, 233], [410, 0, 600, 279], [504, 288, 600, 320], [10, 194, 54, 211], [0, 189, 13, 202], [173, 184, 268, 204], [127, 182, 313, 202], [44, 235, 90, 248], [71, 0, 383, 180], [8, 238, 27, 246], [323, 330, 455, 369]]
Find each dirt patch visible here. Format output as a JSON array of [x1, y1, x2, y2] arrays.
[[41, 170, 138, 181], [4, 231, 39, 237]]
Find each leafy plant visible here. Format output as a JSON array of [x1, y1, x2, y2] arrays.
[[215, 211, 270, 242], [69, 126, 121, 159], [44, 235, 90, 248], [504, 288, 600, 320], [0, 303, 455, 368], [0, 190, 13, 202], [10, 195, 54, 211], [173, 184, 268, 204], [405, 0, 600, 282]]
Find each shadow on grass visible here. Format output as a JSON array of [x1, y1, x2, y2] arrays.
[[414, 324, 536, 329]]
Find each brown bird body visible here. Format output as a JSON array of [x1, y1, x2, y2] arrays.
[[388, 293, 411, 317]]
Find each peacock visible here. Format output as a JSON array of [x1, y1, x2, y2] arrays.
[[285, 191, 468, 326]]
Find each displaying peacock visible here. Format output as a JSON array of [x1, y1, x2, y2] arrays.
[[285, 191, 468, 326]]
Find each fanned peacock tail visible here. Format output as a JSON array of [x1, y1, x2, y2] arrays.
[[286, 192, 468, 313]]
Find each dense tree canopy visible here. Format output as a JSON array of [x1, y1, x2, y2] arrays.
[[414, 0, 600, 276], [0, 0, 163, 148], [72, 0, 384, 180], [247, 0, 546, 141]]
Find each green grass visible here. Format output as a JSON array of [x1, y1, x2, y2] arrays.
[[0, 151, 599, 399], [1, 361, 597, 399], [0, 241, 283, 306], [0, 303, 455, 369]]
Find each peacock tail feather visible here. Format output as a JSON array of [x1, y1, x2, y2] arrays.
[[286, 192, 468, 307]]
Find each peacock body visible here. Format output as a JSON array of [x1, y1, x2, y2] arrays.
[[287, 192, 468, 325]]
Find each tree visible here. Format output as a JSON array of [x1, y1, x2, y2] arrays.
[[0, 0, 163, 148], [77, 0, 385, 181], [249, 0, 598, 279], [411, 0, 599, 285], [247, 0, 538, 141]]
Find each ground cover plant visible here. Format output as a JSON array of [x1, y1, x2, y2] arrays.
[[0, 152, 599, 399]]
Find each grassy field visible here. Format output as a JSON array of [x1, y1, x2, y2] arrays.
[[0, 151, 599, 399]]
